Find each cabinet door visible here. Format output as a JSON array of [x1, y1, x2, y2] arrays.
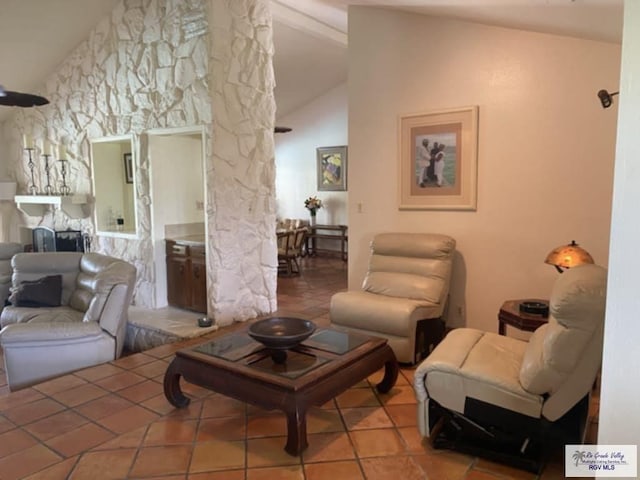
[[166, 256, 190, 309], [190, 249, 207, 313]]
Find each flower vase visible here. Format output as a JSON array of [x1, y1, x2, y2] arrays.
[[310, 212, 316, 226]]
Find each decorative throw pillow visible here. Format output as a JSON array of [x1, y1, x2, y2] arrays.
[[11, 275, 63, 308]]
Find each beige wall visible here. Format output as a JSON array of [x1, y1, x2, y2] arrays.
[[348, 7, 621, 332], [599, 0, 640, 446], [275, 83, 348, 226]]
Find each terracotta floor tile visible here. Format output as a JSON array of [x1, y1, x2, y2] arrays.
[[143, 418, 198, 445], [341, 406, 393, 431], [33, 374, 87, 396], [141, 392, 180, 415], [164, 399, 205, 420], [117, 379, 164, 403], [304, 460, 364, 480], [23, 456, 79, 480], [385, 403, 418, 427], [75, 394, 135, 421], [45, 422, 116, 457], [197, 416, 246, 442], [349, 428, 405, 458], [94, 370, 147, 392], [69, 448, 137, 479], [360, 455, 426, 480], [0, 388, 45, 411], [0, 443, 62, 480], [246, 464, 305, 479], [246, 436, 301, 468], [247, 413, 288, 438], [0, 414, 15, 434], [201, 395, 247, 418], [3, 398, 66, 426], [73, 363, 126, 382], [412, 451, 473, 480], [112, 352, 157, 369], [336, 388, 381, 408], [24, 410, 89, 441], [97, 404, 160, 434], [301, 432, 356, 463], [50, 383, 109, 408], [190, 440, 246, 473], [378, 385, 418, 405], [130, 359, 170, 378], [397, 425, 429, 453], [0, 427, 38, 459], [130, 445, 192, 477], [464, 470, 506, 479], [189, 470, 244, 480], [91, 425, 148, 450], [306, 407, 344, 434]]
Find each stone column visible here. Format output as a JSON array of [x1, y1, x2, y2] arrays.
[[207, 0, 278, 325]]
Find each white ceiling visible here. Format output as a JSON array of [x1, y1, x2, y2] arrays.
[[0, 0, 624, 123]]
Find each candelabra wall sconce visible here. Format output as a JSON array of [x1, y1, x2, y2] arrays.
[[22, 135, 38, 195], [22, 134, 73, 196]]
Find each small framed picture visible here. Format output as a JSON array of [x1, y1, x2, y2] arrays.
[[123, 153, 133, 184], [317, 145, 347, 191]]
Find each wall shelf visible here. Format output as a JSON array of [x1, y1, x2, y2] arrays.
[[14, 195, 90, 218]]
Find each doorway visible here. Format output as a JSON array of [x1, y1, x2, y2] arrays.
[[147, 126, 206, 309]]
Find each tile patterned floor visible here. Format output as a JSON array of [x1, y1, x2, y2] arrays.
[[0, 256, 597, 479]]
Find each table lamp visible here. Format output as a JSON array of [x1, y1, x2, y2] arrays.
[[544, 240, 594, 273]]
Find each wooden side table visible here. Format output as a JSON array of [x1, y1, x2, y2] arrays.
[[498, 299, 549, 335]]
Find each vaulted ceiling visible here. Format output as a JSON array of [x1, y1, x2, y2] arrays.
[[0, 0, 623, 123]]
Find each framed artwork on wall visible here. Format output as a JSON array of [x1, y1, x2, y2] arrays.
[[317, 145, 347, 191], [123, 153, 133, 184], [398, 106, 478, 210]]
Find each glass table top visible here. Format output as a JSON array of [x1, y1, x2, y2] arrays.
[[192, 328, 371, 379]]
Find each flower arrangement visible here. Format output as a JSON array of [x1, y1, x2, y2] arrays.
[[304, 196, 323, 215]]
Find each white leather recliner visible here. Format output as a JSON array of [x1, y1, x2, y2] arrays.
[[0, 252, 136, 390], [330, 233, 456, 364], [414, 264, 607, 472]]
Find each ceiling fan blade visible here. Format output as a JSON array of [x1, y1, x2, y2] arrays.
[[274, 126, 292, 133], [0, 90, 49, 107]]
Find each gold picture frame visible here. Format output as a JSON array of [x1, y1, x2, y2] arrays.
[[317, 145, 347, 191], [398, 106, 478, 210]]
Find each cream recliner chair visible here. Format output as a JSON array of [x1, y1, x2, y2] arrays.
[[414, 264, 607, 472], [330, 233, 456, 364], [0, 252, 136, 390]]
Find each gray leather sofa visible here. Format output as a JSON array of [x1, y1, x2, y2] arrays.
[[0, 243, 23, 316], [0, 252, 136, 390]]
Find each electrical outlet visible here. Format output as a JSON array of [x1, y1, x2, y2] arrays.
[[357, 202, 363, 213], [457, 305, 464, 317]]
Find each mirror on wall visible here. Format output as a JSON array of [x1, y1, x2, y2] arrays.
[[90, 135, 138, 237]]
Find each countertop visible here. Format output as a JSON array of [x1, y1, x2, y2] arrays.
[[166, 235, 206, 246]]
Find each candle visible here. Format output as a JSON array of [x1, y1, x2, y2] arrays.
[[22, 134, 34, 149], [58, 145, 67, 160], [42, 139, 53, 156]]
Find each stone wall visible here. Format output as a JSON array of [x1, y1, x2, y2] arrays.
[[208, 0, 277, 324], [2, 0, 277, 324]]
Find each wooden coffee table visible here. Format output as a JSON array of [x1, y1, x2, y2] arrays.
[[163, 327, 398, 455]]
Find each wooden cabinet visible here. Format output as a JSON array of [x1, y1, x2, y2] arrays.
[[166, 240, 207, 313]]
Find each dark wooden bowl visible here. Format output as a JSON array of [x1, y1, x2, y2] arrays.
[[248, 317, 316, 350]]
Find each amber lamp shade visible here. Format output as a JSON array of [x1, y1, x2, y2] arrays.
[[545, 240, 594, 273]]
